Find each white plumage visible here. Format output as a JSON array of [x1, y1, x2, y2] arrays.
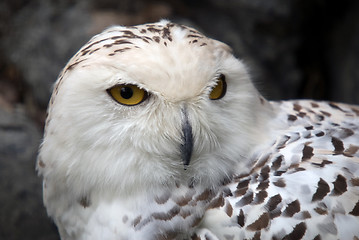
[[37, 20, 359, 240]]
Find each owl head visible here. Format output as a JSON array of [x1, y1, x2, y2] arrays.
[[38, 20, 272, 201]]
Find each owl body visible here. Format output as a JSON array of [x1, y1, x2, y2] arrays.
[[196, 100, 359, 240], [37, 20, 359, 240]]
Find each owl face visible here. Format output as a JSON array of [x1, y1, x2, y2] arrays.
[[40, 21, 263, 198]]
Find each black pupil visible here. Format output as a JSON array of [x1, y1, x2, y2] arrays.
[[120, 87, 133, 99]]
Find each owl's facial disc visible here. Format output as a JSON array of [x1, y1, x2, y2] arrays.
[[180, 107, 193, 169]]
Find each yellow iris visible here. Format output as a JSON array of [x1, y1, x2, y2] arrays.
[[108, 84, 148, 106], [209, 75, 227, 100]]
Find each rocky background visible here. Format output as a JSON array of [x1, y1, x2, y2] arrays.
[[1, 0, 359, 239]]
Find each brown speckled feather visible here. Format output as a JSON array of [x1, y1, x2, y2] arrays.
[[195, 100, 359, 240]]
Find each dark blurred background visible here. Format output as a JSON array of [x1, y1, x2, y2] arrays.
[[1, 0, 359, 239]]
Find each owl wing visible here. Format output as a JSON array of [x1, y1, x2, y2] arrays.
[[193, 100, 359, 240]]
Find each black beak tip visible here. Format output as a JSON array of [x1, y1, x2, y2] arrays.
[[181, 142, 192, 170]]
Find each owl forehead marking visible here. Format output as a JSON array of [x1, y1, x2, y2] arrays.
[[70, 22, 208, 68]]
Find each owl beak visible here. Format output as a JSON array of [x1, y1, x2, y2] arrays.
[[180, 107, 193, 170]]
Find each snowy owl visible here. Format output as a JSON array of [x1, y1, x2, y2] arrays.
[[37, 20, 359, 240]]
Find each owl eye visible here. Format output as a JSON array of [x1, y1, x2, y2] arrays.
[[107, 84, 148, 106], [209, 74, 227, 100]]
